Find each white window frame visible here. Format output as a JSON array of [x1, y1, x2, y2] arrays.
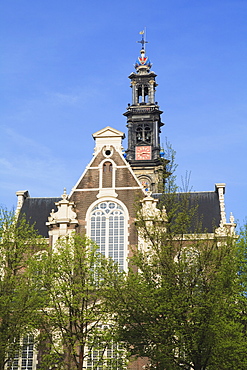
[[85, 340, 126, 369], [6, 334, 37, 370], [86, 198, 129, 271]]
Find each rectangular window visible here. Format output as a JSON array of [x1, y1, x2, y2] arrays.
[[7, 335, 36, 370], [86, 341, 125, 369]]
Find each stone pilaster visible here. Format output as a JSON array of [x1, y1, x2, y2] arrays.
[[15, 190, 29, 214]]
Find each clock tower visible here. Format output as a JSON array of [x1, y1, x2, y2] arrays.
[[124, 33, 168, 193]]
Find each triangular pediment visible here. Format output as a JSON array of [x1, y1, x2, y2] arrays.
[[93, 126, 125, 140]]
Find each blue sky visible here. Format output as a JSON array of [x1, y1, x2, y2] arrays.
[[0, 0, 247, 227]]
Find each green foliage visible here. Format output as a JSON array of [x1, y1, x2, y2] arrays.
[[105, 182, 247, 369], [237, 221, 247, 291], [111, 238, 247, 369], [31, 233, 125, 370], [0, 209, 47, 370]]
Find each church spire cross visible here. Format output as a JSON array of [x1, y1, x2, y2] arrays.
[[135, 30, 152, 70], [137, 30, 148, 51]]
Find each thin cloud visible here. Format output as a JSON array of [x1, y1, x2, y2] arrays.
[[0, 158, 14, 172], [48, 92, 81, 105], [2, 127, 51, 157], [46, 84, 107, 106]]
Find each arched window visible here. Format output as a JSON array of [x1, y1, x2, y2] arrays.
[[137, 86, 142, 103], [137, 84, 149, 104], [136, 124, 151, 144], [144, 124, 151, 143], [136, 126, 142, 143], [90, 201, 126, 271]]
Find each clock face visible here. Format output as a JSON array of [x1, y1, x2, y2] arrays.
[[135, 146, 152, 160]]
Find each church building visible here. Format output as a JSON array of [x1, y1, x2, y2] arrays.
[[14, 36, 235, 370]]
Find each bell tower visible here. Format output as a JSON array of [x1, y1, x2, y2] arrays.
[[124, 32, 168, 193]]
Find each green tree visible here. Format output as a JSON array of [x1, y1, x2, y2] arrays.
[[32, 234, 126, 370], [0, 209, 46, 370], [105, 166, 247, 369]]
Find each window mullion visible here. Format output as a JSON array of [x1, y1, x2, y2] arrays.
[[105, 214, 110, 259]]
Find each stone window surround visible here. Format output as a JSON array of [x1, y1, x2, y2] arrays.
[[85, 198, 129, 272]]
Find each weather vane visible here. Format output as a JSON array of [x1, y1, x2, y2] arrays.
[[137, 29, 148, 51]]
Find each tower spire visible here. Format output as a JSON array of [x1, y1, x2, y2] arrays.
[[124, 33, 168, 193], [135, 29, 152, 72]]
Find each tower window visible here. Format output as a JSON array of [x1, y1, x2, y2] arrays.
[[137, 85, 149, 104], [144, 125, 151, 142], [137, 86, 142, 103], [136, 126, 142, 143], [144, 86, 149, 103], [135, 124, 151, 144]]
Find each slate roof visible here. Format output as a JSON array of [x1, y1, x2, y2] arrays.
[[18, 191, 221, 237], [152, 191, 221, 233], [19, 197, 61, 237]]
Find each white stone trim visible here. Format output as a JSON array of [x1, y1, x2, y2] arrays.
[[15, 190, 29, 214], [69, 126, 145, 200], [85, 197, 130, 272], [72, 186, 143, 192], [215, 183, 226, 224], [92, 126, 125, 156], [46, 189, 78, 248], [86, 164, 138, 170], [98, 158, 116, 191], [6, 333, 38, 370], [69, 155, 97, 198]]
